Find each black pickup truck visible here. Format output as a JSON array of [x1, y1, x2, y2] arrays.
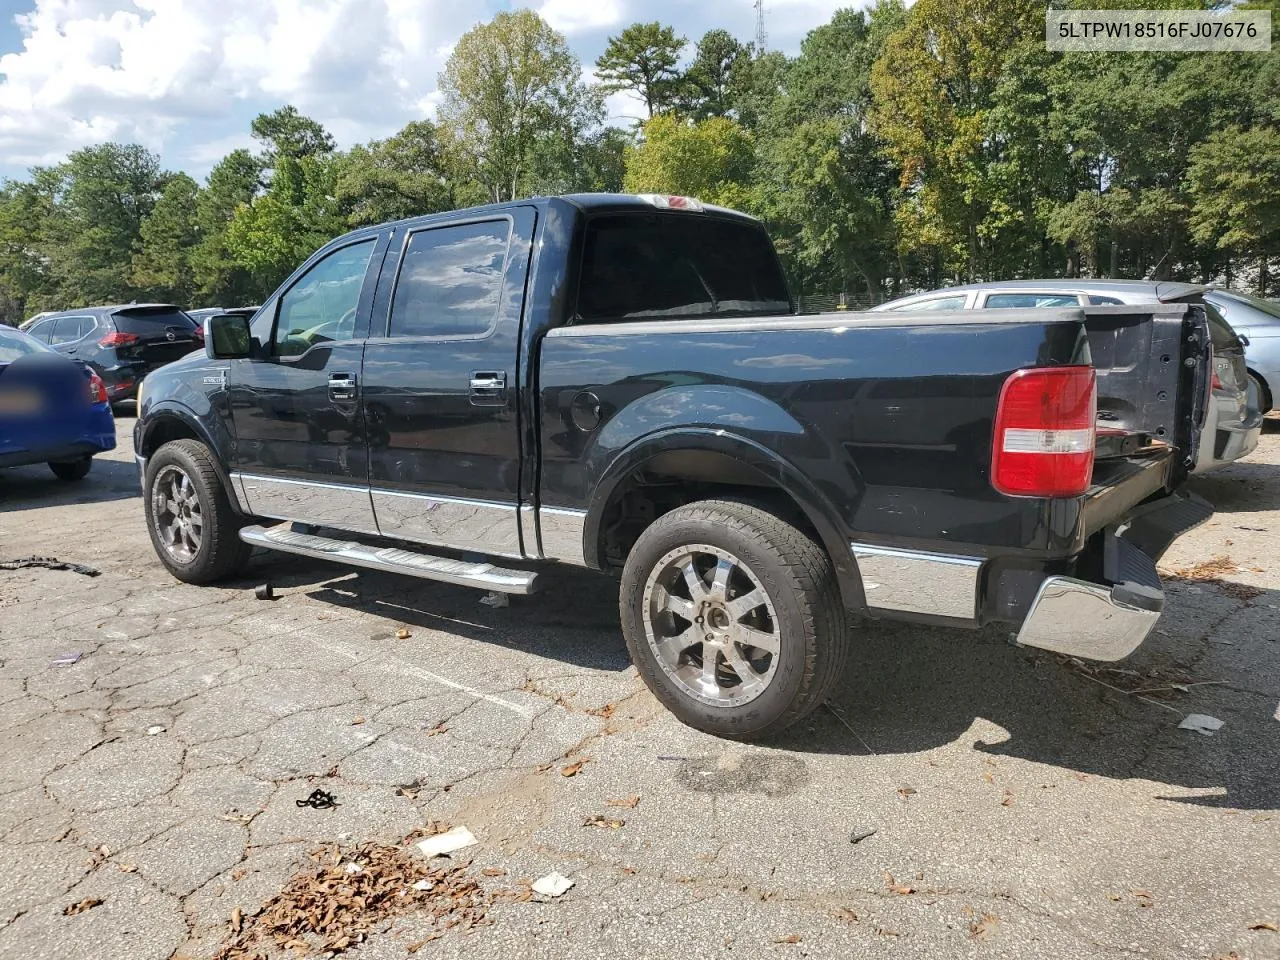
[[135, 193, 1214, 739]]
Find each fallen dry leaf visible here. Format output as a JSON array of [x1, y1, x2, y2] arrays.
[[396, 628, 411, 640], [425, 722, 448, 737], [63, 897, 103, 916], [1001, 791, 1014, 807], [606, 795, 641, 809], [831, 907, 859, 922], [560, 759, 590, 778], [117, 863, 137, 874], [774, 934, 802, 944], [588, 703, 616, 719], [584, 815, 625, 829], [481, 868, 506, 877], [230, 907, 243, 934], [351, 716, 366, 726], [982, 771, 995, 784], [970, 913, 1000, 940], [883, 872, 915, 895], [897, 786, 917, 799], [1249, 922, 1279, 932], [396, 786, 419, 800]]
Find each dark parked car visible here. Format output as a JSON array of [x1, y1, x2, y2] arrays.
[[23, 304, 202, 405], [0, 325, 115, 480], [135, 194, 1215, 739]]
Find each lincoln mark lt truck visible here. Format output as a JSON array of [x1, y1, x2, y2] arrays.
[[135, 193, 1214, 739]]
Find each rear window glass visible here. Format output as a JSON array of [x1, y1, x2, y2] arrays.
[[985, 293, 1080, 309], [575, 214, 791, 323], [1203, 304, 1241, 351], [890, 295, 967, 312], [0, 327, 51, 362], [112, 307, 197, 336]]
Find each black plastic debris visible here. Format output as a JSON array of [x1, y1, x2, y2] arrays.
[[296, 788, 339, 810], [255, 583, 275, 601], [0, 556, 100, 577], [849, 829, 877, 844]]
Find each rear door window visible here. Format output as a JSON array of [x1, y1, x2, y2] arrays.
[[49, 316, 87, 344], [575, 214, 791, 323], [984, 293, 1081, 309], [388, 220, 511, 338], [25, 318, 54, 343]]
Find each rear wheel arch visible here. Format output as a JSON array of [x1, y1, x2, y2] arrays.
[[1247, 368, 1273, 413], [585, 430, 866, 611]]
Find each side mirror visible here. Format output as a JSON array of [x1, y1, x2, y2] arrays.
[[205, 314, 253, 360]]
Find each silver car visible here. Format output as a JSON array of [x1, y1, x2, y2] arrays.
[[1202, 289, 1280, 415], [871, 279, 1264, 473]]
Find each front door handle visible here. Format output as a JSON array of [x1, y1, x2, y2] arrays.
[[469, 371, 506, 405], [328, 372, 358, 402]]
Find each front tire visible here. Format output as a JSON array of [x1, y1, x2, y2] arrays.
[[49, 457, 92, 482], [620, 500, 850, 740], [144, 439, 251, 583]]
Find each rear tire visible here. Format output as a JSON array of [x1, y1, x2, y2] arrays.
[[144, 439, 251, 583], [48, 457, 92, 482], [619, 499, 850, 740]]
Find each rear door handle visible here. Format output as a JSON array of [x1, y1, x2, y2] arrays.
[[328, 372, 358, 401], [469, 371, 506, 405]]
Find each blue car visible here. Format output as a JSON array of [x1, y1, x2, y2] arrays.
[[0, 324, 116, 481]]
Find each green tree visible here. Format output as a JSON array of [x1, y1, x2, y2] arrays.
[[225, 154, 346, 288], [623, 114, 755, 209], [439, 10, 601, 203], [132, 173, 200, 304], [682, 29, 747, 119], [45, 143, 165, 305], [760, 4, 906, 302], [870, 0, 1046, 281], [251, 105, 336, 164], [336, 121, 454, 227], [595, 22, 687, 119], [191, 149, 266, 305], [1188, 126, 1280, 295], [0, 172, 60, 320]]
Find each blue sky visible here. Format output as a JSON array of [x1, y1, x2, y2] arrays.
[[0, 0, 855, 183]]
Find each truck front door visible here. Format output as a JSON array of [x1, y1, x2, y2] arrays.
[[228, 233, 386, 534], [360, 209, 534, 557]]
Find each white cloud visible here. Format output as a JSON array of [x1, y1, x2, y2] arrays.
[[538, 0, 625, 35], [0, 0, 476, 170]]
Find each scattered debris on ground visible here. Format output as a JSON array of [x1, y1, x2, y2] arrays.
[[416, 826, 478, 858], [146, 725, 165, 736], [583, 815, 625, 829], [63, 897, 104, 915], [296, 789, 339, 810], [0, 556, 100, 576], [883, 872, 915, 895], [1166, 555, 1265, 601], [559, 758, 590, 778], [214, 842, 490, 959], [1178, 714, 1225, 735], [479, 591, 509, 608], [51, 652, 82, 666], [531, 872, 574, 898], [970, 912, 1000, 940], [395, 627, 411, 640], [849, 829, 877, 844], [606, 795, 640, 808], [254, 583, 275, 601]]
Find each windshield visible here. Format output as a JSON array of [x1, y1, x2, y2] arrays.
[[575, 214, 792, 323], [0, 326, 53, 363]]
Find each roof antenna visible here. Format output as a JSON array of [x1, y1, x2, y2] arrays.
[[754, 0, 768, 51]]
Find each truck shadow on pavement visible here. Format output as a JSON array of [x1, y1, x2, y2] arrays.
[[0, 456, 140, 511], [247, 550, 1280, 812]]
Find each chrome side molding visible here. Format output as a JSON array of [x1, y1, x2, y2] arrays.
[[1015, 576, 1160, 662], [239, 524, 540, 595], [851, 543, 982, 620], [538, 506, 589, 566]]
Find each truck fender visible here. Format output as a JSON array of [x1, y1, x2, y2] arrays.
[[584, 425, 867, 611], [137, 401, 245, 515]]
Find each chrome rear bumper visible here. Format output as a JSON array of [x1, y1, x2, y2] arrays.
[[1016, 576, 1161, 661]]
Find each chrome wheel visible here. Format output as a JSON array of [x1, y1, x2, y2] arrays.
[[641, 544, 780, 707], [151, 465, 203, 564]]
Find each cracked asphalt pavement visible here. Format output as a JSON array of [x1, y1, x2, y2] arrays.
[[1, 417, 1278, 960]]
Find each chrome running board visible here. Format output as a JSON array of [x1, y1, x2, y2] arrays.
[[239, 525, 540, 595]]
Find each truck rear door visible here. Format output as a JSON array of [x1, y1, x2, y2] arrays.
[[360, 207, 536, 558]]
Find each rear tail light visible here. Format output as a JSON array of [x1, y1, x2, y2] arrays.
[[191, 325, 204, 343], [88, 371, 109, 405], [991, 366, 1097, 498], [98, 331, 140, 348]]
